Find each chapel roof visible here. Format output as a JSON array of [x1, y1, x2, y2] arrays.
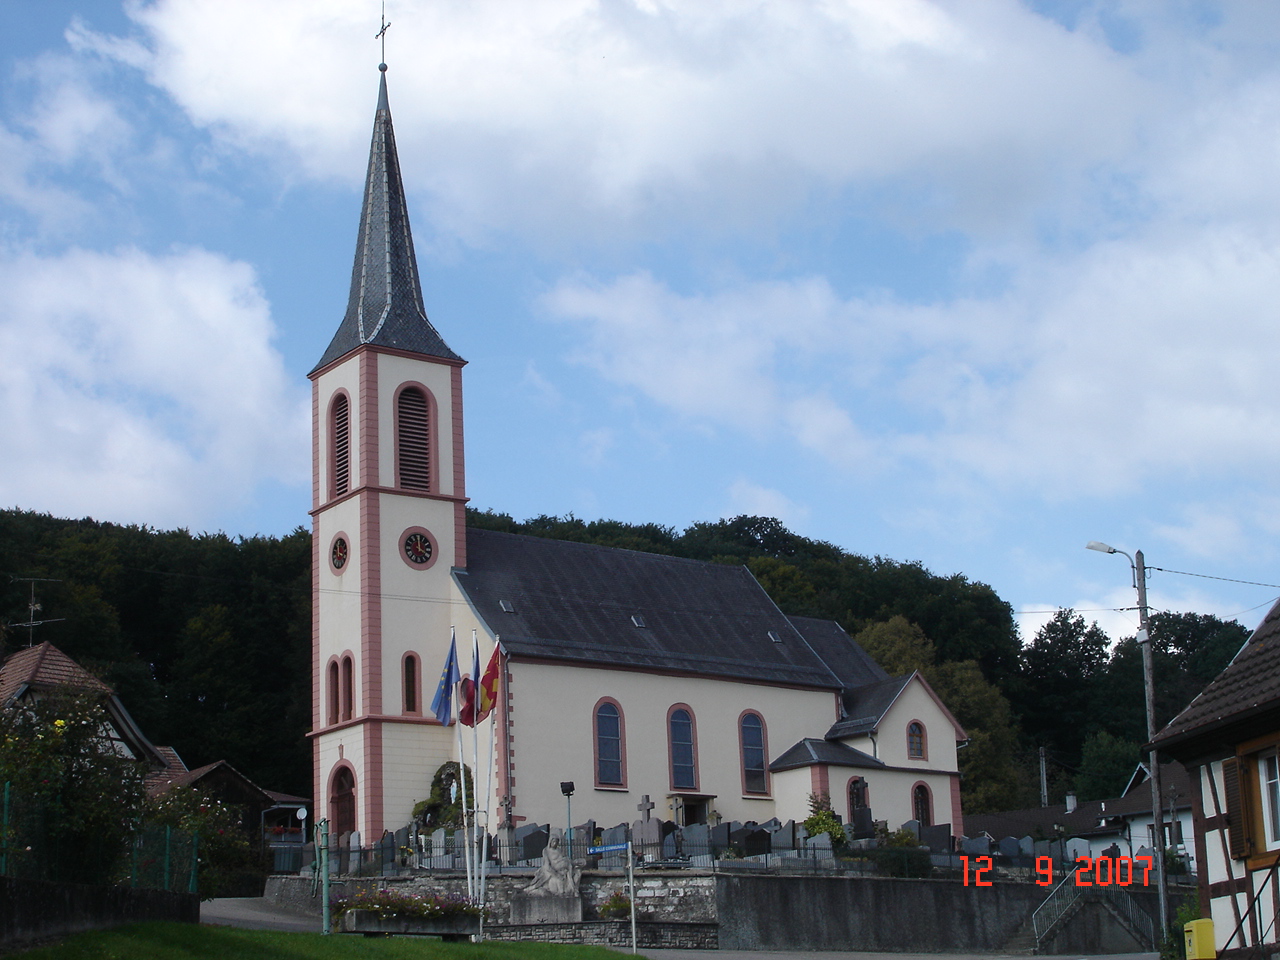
[[788, 615, 889, 689], [769, 737, 886, 772], [1152, 596, 1280, 757], [0, 641, 113, 706], [457, 528, 846, 689], [312, 65, 460, 374], [823, 674, 913, 738]]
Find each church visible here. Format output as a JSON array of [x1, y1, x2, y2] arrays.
[[310, 64, 966, 846]]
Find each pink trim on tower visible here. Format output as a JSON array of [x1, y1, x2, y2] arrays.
[[949, 774, 964, 839], [358, 352, 382, 721], [810, 763, 830, 798], [311, 381, 320, 510], [364, 718, 384, 836], [392, 380, 440, 493], [451, 365, 467, 568]]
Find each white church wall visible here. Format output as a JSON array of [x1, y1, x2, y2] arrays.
[[507, 661, 837, 829], [771, 767, 816, 823], [872, 679, 960, 773]]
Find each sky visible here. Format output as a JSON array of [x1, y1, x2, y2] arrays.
[[4, 0, 1280, 645]]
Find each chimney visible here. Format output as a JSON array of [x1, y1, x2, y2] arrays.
[[1065, 792, 1078, 814]]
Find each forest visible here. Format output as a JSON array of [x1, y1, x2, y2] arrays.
[[0, 507, 1251, 813]]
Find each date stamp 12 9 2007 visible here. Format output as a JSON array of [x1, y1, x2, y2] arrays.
[[960, 854, 1155, 887]]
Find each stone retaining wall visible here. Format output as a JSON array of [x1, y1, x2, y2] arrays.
[[485, 920, 717, 948]]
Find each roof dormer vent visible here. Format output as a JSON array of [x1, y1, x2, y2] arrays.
[[631, 614, 646, 628], [499, 600, 515, 614], [768, 630, 783, 643]]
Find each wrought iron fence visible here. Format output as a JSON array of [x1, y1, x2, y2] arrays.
[[0, 781, 197, 894]]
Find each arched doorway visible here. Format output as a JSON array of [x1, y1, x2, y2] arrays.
[[331, 766, 356, 836]]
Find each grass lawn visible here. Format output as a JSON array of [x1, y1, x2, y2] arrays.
[[6, 923, 634, 960]]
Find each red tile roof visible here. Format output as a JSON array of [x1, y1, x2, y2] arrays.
[[0, 641, 113, 705]]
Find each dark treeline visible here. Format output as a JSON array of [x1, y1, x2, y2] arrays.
[[0, 508, 1251, 813]]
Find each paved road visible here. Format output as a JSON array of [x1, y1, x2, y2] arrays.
[[200, 898, 1159, 960]]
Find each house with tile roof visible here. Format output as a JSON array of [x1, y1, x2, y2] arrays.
[[309, 65, 967, 844], [0, 641, 165, 769], [1151, 596, 1280, 956]]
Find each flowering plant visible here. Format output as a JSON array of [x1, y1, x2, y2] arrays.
[[333, 888, 487, 920]]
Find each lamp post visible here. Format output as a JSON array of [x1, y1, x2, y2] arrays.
[[561, 781, 575, 858], [1086, 540, 1168, 938]]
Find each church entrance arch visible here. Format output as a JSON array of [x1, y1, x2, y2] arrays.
[[330, 765, 356, 836]]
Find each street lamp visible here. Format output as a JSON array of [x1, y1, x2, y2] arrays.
[[1086, 540, 1169, 938], [560, 781, 575, 858]]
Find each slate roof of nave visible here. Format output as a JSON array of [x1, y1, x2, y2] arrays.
[[312, 66, 459, 373], [769, 738, 886, 773], [1154, 595, 1280, 755], [458, 528, 848, 690], [0, 641, 113, 706]]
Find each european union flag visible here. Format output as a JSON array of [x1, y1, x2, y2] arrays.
[[430, 633, 460, 725]]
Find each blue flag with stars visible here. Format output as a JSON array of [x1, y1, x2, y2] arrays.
[[430, 632, 460, 725]]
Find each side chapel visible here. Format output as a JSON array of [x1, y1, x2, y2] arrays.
[[311, 65, 966, 843]]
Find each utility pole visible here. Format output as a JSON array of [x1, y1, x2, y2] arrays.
[[1039, 746, 1049, 807], [9, 578, 64, 646], [1134, 550, 1169, 939]]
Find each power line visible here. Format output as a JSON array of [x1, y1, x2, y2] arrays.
[[1147, 566, 1280, 590]]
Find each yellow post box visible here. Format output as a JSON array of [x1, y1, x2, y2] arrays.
[[1185, 918, 1215, 960]]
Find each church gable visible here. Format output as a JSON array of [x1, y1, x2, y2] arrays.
[[456, 528, 843, 689]]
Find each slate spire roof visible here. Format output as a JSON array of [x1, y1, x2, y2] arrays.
[[313, 64, 460, 373]]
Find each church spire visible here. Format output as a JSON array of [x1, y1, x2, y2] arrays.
[[313, 64, 460, 372]]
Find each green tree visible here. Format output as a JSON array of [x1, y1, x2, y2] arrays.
[[144, 786, 259, 899], [1075, 730, 1140, 801], [0, 689, 146, 883]]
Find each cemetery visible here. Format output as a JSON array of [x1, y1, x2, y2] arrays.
[[265, 801, 1169, 953]]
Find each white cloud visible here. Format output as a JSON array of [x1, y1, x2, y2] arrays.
[[0, 247, 308, 530], [724, 480, 809, 529], [72, 0, 1161, 243]]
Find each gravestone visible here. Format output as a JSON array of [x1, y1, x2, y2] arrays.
[[900, 819, 920, 841], [521, 826, 550, 862], [684, 822, 711, 858], [662, 828, 678, 860], [599, 824, 630, 866], [1066, 837, 1092, 861], [807, 831, 834, 860], [759, 817, 781, 831], [998, 836, 1021, 860], [961, 835, 990, 856], [850, 806, 875, 840], [710, 822, 731, 852], [920, 823, 952, 853], [738, 828, 771, 858], [633, 817, 662, 858], [571, 820, 595, 858], [1019, 836, 1036, 857]]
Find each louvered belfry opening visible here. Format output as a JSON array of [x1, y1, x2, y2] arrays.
[[332, 394, 350, 496], [398, 387, 430, 490]]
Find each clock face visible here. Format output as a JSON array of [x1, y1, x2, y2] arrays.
[[331, 537, 348, 570], [403, 532, 433, 565]]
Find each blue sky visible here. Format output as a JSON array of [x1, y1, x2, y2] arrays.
[[4, 0, 1280, 643]]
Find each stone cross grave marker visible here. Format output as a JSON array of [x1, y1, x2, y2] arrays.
[[637, 795, 656, 821]]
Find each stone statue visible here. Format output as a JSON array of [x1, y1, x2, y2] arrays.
[[524, 829, 581, 896]]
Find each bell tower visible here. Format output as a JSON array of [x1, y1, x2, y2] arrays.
[[310, 63, 467, 839]]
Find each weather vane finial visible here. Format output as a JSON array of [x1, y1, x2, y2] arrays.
[[376, 2, 391, 67]]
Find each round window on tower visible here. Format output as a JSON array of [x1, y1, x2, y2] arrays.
[[399, 526, 438, 570]]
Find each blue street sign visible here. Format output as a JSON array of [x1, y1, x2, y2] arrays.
[[588, 843, 629, 853]]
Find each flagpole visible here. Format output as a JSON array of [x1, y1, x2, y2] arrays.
[[470, 629, 480, 905], [480, 640, 497, 919], [452, 628, 473, 901]]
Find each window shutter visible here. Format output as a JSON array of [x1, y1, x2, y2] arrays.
[[333, 395, 350, 495], [1222, 757, 1251, 859], [398, 389, 430, 490]]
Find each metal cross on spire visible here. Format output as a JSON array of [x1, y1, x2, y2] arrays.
[[376, 2, 391, 65]]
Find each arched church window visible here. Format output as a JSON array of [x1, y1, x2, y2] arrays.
[[341, 655, 354, 722], [331, 393, 350, 497], [397, 386, 430, 491], [740, 712, 768, 795], [913, 783, 932, 827], [668, 705, 698, 791], [404, 654, 419, 714], [327, 660, 340, 726], [331, 766, 356, 836], [594, 699, 625, 787], [908, 721, 926, 759]]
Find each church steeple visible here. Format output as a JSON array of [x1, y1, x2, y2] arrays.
[[313, 64, 460, 372]]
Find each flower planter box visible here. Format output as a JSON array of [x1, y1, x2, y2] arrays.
[[339, 909, 480, 941]]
